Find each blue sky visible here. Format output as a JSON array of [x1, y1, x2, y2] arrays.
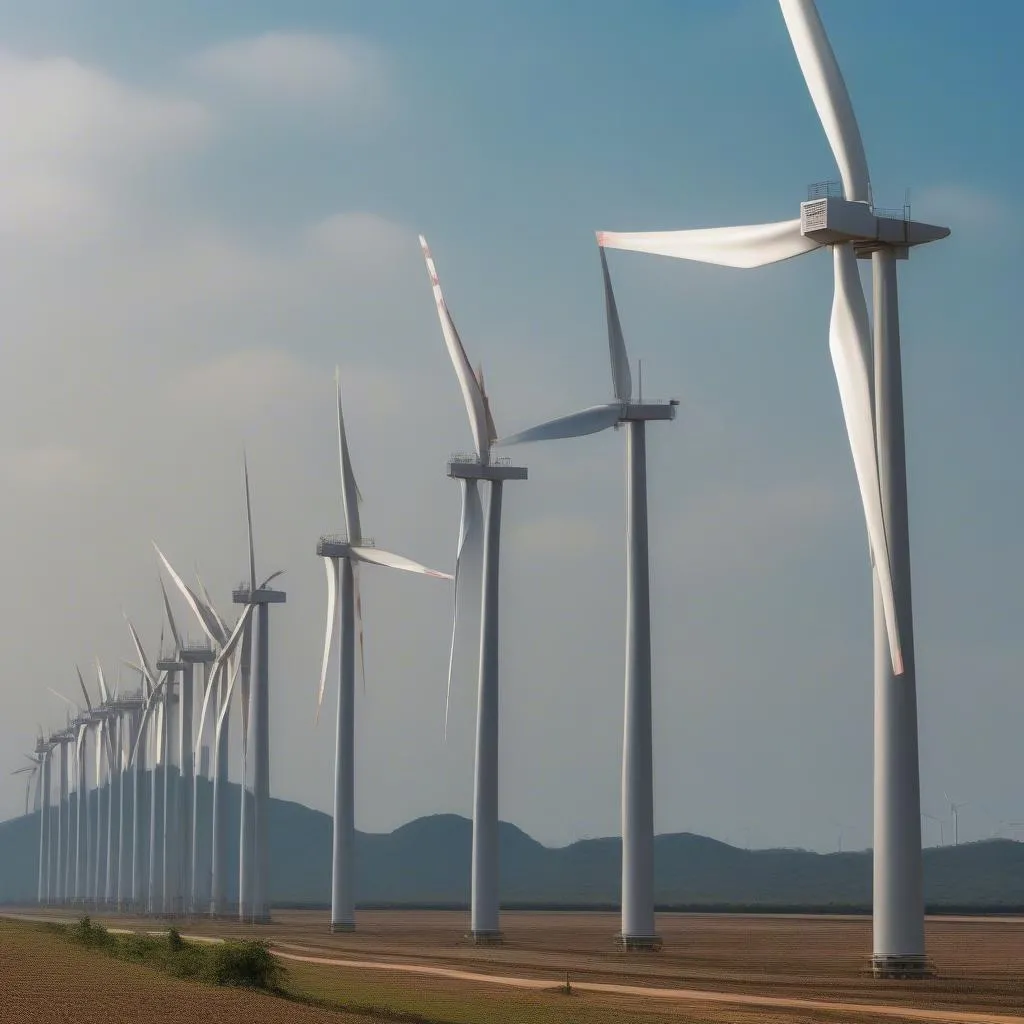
[[0, 1, 1021, 853]]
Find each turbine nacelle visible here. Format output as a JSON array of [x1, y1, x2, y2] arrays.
[[447, 455, 527, 482], [799, 196, 950, 254], [231, 583, 286, 605]]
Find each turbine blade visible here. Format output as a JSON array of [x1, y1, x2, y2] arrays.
[[445, 479, 483, 739], [599, 248, 632, 401], [216, 606, 256, 742], [335, 371, 363, 543], [495, 403, 622, 446], [830, 243, 902, 674], [75, 666, 93, 711], [259, 570, 284, 590], [778, 0, 870, 203], [238, 616, 252, 754], [195, 606, 254, 760], [419, 235, 493, 458], [350, 546, 453, 579], [95, 660, 109, 703], [475, 365, 498, 448], [155, 700, 164, 765], [124, 616, 159, 689], [159, 577, 182, 653], [353, 561, 366, 695], [243, 452, 257, 592], [154, 544, 225, 646], [316, 557, 340, 724], [195, 568, 229, 637], [598, 220, 820, 269], [48, 687, 78, 711]]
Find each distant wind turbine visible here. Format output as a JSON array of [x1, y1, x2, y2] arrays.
[[317, 372, 452, 932], [494, 249, 676, 948], [420, 236, 527, 943]]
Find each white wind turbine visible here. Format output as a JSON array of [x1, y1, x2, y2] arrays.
[[31, 735, 50, 904], [155, 547, 263, 918], [944, 792, 968, 847], [316, 373, 452, 932], [419, 236, 527, 943], [12, 758, 40, 817], [125, 622, 171, 914], [495, 250, 676, 948], [598, 0, 948, 975]]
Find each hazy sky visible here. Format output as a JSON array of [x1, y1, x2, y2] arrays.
[[1, 1, 1021, 854]]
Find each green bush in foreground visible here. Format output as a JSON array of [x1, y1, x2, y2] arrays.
[[64, 918, 285, 992]]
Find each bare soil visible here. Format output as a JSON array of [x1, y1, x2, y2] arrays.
[[7, 908, 1024, 1023]]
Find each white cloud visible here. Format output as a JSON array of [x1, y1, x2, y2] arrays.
[[0, 51, 209, 236], [0, 444, 96, 490], [188, 32, 389, 111]]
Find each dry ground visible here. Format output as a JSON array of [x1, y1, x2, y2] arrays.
[[6, 908, 1024, 1023], [0, 917, 350, 1023]]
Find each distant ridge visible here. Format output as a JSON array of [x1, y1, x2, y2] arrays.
[[2, 782, 1022, 908]]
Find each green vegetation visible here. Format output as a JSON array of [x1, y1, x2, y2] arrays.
[[61, 916, 286, 992]]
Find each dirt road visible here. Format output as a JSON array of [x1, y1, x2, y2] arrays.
[[272, 943, 1024, 1024]]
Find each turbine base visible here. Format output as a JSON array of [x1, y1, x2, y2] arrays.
[[330, 922, 356, 934], [467, 930, 504, 946], [616, 933, 663, 952], [871, 954, 931, 979]]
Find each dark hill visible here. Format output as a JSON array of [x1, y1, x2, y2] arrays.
[[2, 782, 1022, 909]]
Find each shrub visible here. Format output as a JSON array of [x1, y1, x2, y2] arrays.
[[68, 916, 111, 948], [202, 940, 286, 990]]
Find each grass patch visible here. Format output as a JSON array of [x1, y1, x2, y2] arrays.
[[60, 916, 286, 992]]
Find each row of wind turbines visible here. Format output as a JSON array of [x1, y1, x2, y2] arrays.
[[15, 0, 948, 978]]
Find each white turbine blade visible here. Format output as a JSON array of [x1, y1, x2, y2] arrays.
[[353, 561, 366, 695], [598, 220, 820, 269], [129, 672, 164, 767], [243, 452, 257, 592], [830, 243, 902, 674], [195, 605, 253, 760], [154, 544, 224, 645], [216, 606, 257, 741], [475, 365, 498, 448], [155, 700, 165, 765], [159, 577, 183, 652], [316, 557, 340, 724], [47, 688, 78, 711], [350, 546, 453, 580], [124, 616, 159, 689], [335, 371, 363, 542], [778, 0, 870, 203], [95, 660, 110, 703], [238, 616, 252, 753], [195, 568, 229, 638], [495, 403, 622, 447], [599, 247, 632, 401], [419, 235, 493, 457], [75, 666, 93, 711], [445, 479, 483, 739], [259, 569, 283, 590]]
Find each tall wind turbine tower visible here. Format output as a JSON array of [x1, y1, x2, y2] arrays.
[[420, 237, 527, 943], [496, 250, 676, 947], [317, 373, 451, 932], [232, 456, 285, 923], [598, 0, 947, 976], [33, 737, 50, 904]]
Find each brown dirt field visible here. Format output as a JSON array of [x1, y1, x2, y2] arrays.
[[0, 917, 352, 1023], [8, 908, 1024, 1023]]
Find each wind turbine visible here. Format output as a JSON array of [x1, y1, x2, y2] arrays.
[[316, 373, 452, 932], [598, 0, 948, 976], [944, 792, 968, 847], [494, 250, 676, 948], [921, 812, 944, 848], [32, 734, 51, 904], [125, 622, 170, 915], [229, 455, 285, 924], [419, 236, 527, 943], [154, 548, 264, 918], [12, 760, 38, 817]]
